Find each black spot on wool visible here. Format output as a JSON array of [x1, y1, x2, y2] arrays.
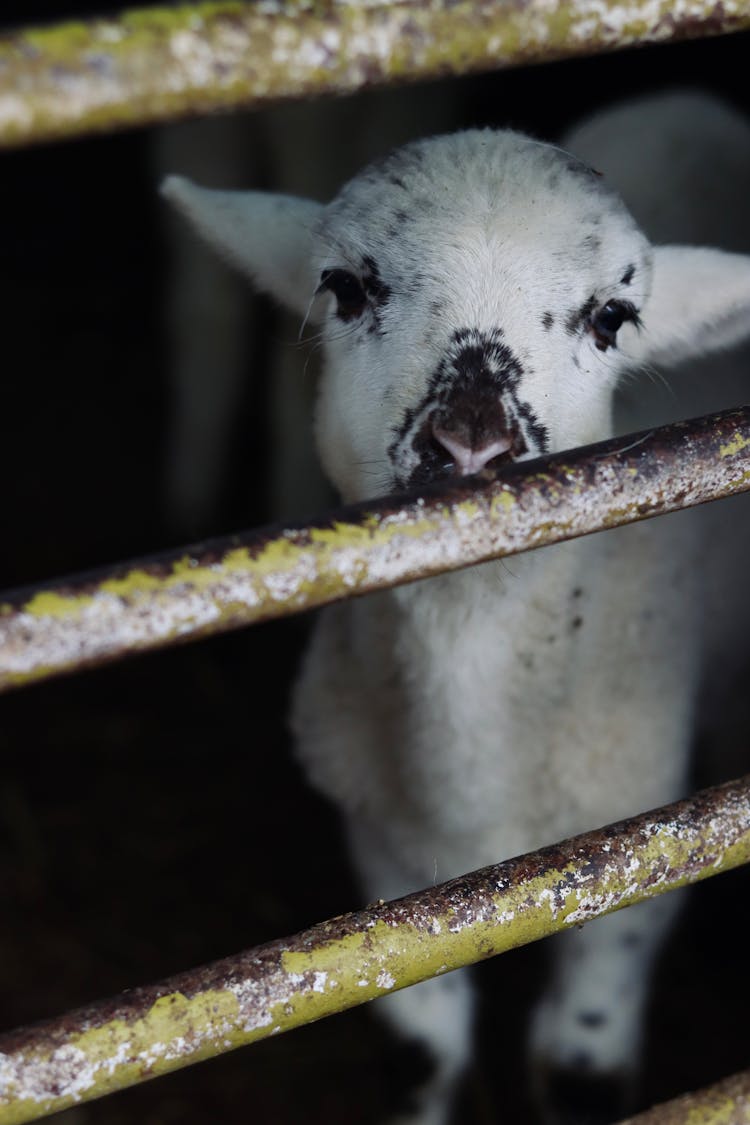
[[566, 295, 597, 336], [362, 256, 391, 306]]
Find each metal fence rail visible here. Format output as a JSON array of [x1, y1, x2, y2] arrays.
[[1, 774, 748, 1125], [1, 406, 749, 693], [2, 0, 750, 148]]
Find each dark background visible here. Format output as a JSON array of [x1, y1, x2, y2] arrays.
[[1, 7, 749, 1123]]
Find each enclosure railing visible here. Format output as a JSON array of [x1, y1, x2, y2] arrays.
[[2, 407, 749, 692], [3, 0, 750, 148], [1, 408, 749, 1124], [0, 775, 747, 1123], [2, 2, 750, 1123]]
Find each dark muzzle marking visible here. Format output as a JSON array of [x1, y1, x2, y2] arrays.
[[389, 328, 549, 487]]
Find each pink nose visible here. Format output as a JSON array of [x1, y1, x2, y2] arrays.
[[432, 423, 513, 476]]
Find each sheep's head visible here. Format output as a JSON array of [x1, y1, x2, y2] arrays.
[[308, 132, 650, 500], [163, 126, 750, 503]]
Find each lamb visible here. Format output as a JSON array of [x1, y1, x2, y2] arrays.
[[162, 91, 750, 1124]]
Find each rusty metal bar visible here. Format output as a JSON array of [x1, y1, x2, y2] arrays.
[[2, 406, 750, 694], [1, 774, 749, 1125], [2, 407, 750, 693], [618, 1069, 750, 1124], [2, 0, 750, 149]]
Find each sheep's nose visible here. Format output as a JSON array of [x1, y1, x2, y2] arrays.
[[431, 422, 513, 476]]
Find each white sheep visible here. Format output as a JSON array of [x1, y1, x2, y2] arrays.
[[162, 91, 750, 1124]]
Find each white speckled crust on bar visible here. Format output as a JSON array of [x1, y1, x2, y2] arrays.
[[0, 774, 748, 1125], [2, 0, 750, 147], [1, 407, 749, 693]]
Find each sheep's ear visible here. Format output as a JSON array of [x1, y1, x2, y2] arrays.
[[161, 175, 325, 320], [623, 246, 750, 369]]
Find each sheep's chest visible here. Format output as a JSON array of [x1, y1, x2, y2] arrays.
[[385, 516, 698, 863], [295, 514, 699, 885]]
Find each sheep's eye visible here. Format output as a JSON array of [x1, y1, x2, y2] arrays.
[[319, 269, 367, 320], [591, 300, 640, 351]]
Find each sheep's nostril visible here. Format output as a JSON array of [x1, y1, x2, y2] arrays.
[[431, 423, 513, 476], [426, 433, 456, 475]]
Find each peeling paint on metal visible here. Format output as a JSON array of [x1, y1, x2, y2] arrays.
[[718, 430, 750, 458], [2, 0, 750, 148], [0, 775, 748, 1124], [0, 989, 244, 1123], [1, 407, 749, 694]]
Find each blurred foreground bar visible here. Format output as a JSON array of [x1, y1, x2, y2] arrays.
[[2, 0, 750, 147]]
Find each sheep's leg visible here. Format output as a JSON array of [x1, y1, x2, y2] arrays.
[[529, 893, 682, 1124], [373, 974, 474, 1125], [347, 819, 475, 1125]]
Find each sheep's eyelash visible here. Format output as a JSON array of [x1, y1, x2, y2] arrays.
[[617, 300, 643, 330]]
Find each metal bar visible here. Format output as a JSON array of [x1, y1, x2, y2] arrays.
[[1, 406, 749, 694], [1, 774, 749, 1125], [2, 0, 750, 149], [618, 1069, 750, 1124]]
